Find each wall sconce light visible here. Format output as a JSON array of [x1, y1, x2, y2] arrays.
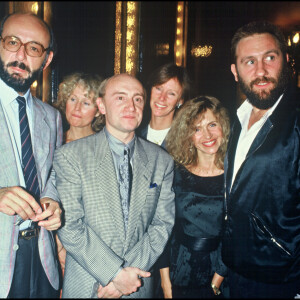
[[30, 80, 38, 97], [293, 32, 299, 44], [31, 2, 39, 14], [32, 80, 38, 89], [156, 43, 170, 56], [288, 32, 300, 47], [191, 45, 213, 58]]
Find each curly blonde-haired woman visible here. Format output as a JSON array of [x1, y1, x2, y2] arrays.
[[160, 96, 230, 298], [55, 72, 104, 143]]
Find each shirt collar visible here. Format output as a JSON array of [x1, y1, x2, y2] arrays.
[[237, 94, 284, 127], [0, 77, 32, 108], [104, 126, 135, 159]]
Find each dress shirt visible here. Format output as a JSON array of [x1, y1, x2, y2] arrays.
[[104, 126, 135, 180], [0, 79, 35, 229], [231, 95, 283, 189]]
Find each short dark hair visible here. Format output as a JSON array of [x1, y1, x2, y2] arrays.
[[0, 12, 57, 56], [147, 63, 191, 102], [231, 21, 287, 64]]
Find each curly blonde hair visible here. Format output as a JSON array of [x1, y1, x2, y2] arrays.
[[166, 96, 230, 169], [55, 72, 104, 132]]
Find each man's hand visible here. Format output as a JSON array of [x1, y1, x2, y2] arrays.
[[97, 282, 122, 298], [36, 197, 62, 231], [112, 267, 151, 295], [0, 186, 42, 219]]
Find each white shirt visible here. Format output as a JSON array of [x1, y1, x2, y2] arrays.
[[231, 95, 283, 189], [146, 124, 170, 146], [0, 78, 34, 229]]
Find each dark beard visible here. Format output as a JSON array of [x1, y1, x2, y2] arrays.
[[0, 58, 43, 93], [237, 63, 290, 110]]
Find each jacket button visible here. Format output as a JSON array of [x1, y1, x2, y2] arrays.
[[13, 244, 19, 251]]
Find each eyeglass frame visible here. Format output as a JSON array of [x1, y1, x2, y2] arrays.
[[0, 35, 50, 57]]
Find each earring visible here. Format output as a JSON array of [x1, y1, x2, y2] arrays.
[[177, 103, 182, 109]]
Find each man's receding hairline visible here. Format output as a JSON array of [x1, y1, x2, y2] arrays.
[[107, 73, 143, 88], [3, 12, 51, 40]]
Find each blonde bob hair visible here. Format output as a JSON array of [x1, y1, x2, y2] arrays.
[[166, 95, 230, 169], [55, 72, 104, 132]]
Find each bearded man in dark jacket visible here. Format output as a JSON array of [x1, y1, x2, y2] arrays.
[[223, 20, 300, 298]]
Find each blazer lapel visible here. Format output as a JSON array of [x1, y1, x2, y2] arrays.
[[229, 114, 273, 195], [246, 118, 273, 158], [32, 99, 50, 188], [225, 119, 241, 195], [125, 137, 150, 249], [94, 131, 126, 243], [0, 103, 19, 185]]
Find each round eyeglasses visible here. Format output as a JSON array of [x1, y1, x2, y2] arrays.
[[0, 35, 50, 57]]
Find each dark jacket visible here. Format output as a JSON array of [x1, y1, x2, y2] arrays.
[[222, 84, 300, 284]]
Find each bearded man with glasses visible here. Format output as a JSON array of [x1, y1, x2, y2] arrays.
[[0, 12, 63, 298]]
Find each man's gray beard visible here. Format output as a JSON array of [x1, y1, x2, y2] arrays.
[[237, 63, 290, 110], [0, 57, 43, 93]]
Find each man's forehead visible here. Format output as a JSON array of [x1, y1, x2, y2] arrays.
[[237, 33, 279, 53], [107, 75, 144, 94], [3, 13, 50, 43]]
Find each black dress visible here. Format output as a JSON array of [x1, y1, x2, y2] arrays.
[[168, 164, 227, 298]]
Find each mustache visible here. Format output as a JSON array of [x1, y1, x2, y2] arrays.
[[7, 61, 31, 73], [250, 76, 276, 88]]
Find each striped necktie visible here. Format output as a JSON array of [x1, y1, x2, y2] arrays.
[[17, 96, 40, 200]]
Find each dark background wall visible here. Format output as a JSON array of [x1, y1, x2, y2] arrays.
[[51, 1, 115, 87], [0, 1, 299, 118]]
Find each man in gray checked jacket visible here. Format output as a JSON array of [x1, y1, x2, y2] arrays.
[[53, 73, 175, 298]]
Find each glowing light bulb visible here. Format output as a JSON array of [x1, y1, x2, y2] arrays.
[[293, 32, 299, 44], [31, 2, 39, 14]]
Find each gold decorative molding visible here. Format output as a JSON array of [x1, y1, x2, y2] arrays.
[[174, 1, 188, 67], [114, 1, 140, 76]]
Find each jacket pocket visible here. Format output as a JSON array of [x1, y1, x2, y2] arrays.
[[251, 213, 292, 256]]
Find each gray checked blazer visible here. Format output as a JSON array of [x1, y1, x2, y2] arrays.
[[0, 96, 63, 298], [53, 129, 175, 298]]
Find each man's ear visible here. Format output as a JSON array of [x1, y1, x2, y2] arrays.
[[43, 51, 53, 70], [231, 64, 239, 82], [96, 97, 106, 115], [286, 53, 290, 63]]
